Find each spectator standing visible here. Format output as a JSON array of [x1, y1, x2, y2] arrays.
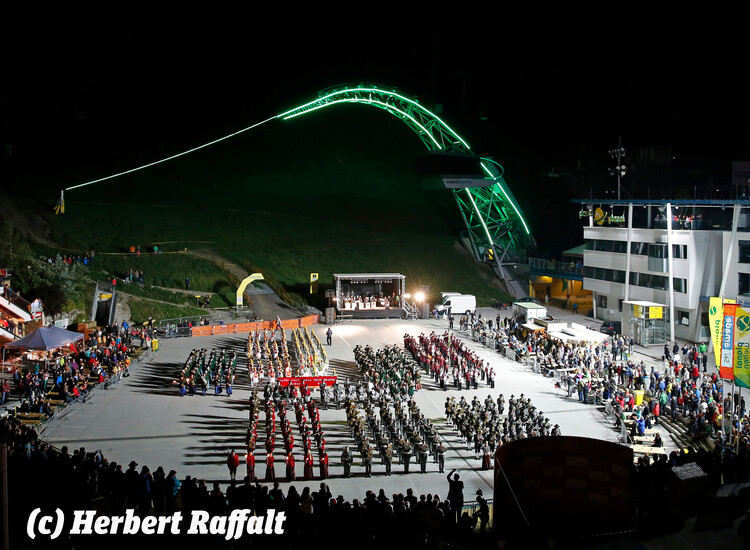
[[446, 469, 464, 523]]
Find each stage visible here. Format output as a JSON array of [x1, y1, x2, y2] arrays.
[[333, 273, 407, 320], [342, 308, 405, 319]]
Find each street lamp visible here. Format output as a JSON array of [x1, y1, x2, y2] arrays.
[[608, 136, 627, 200]]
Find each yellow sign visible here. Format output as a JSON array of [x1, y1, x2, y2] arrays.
[[310, 273, 319, 295], [594, 207, 607, 226], [633, 304, 663, 319]]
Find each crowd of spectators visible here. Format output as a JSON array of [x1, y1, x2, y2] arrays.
[[5, 322, 138, 416], [47, 253, 94, 266]]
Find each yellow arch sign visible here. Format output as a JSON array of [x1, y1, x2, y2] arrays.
[[236, 273, 264, 307]]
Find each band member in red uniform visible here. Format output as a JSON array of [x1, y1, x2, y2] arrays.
[[227, 450, 240, 481], [246, 450, 256, 481], [304, 450, 315, 480], [319, 449, 329, 479], [285, 452, 296, 481], [265, 452, 275, 482]]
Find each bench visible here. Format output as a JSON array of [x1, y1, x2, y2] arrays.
[[16, 412, 47, 419], [20, 418, 42, 426], [631, 444, 667, 455]]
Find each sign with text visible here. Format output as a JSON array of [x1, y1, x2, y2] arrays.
[[720, 304, 737, 380], [278, 376, 337, 388], [734, 306, 750, 388], [710, 297, 733, 362]]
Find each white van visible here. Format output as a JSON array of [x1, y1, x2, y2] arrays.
[[435, 294, 476, 316]]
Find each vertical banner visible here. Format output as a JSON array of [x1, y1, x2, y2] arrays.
[[733, 306, 750, 388], [711, 297, 735, 372], [720, 304, 737, 380], [310, 273, 319, 295]]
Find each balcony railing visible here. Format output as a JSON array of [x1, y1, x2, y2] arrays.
[[529, 257, 586, 278], [1, 288, 31, 313]]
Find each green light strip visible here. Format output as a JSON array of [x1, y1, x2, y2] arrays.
[[480, 161, 531, 235], [465, 188, 494, 245], [283, 96, 443, 150], [278, 86, 469, 149]]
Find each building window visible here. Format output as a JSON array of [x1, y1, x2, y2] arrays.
[[618, 299, 623, 312], [647, 243, 668, 259], [673, 278, 687, 293], [677, 310, 690, 326], [740, 272, 750, 295], [590, 267, 626, 284], [597, 295, 608, 308], [672, 244, 688, 259], [629, 273, 687, 293], [740, 241, 750, 264]]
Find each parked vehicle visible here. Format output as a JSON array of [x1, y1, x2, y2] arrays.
[[436, 294, 476, 316], [599, 320, 622, 336]]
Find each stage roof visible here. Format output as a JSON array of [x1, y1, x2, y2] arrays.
[[333, 273, 405, 279]]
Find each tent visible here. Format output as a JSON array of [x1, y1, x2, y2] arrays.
[[4, 325, 84, 351]]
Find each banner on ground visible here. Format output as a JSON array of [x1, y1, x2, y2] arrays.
[[278, 376, 337, 387], [720, 303, 737, 380], [733, 305, 750, 388]]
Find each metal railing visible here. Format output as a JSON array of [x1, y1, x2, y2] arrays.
[[529, 257, 586, 277], [460, 499, 494, 532], [0, 288, 31, 312]]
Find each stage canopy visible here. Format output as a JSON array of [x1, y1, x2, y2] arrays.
[[333, 273, 406, 317], [4, 325, 84, 351]]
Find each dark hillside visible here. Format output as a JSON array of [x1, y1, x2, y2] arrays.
[[7, 105, 513, 307]]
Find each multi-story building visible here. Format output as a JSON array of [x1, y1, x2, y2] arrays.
[[0, 269, 32, 345], [571, 199, 750, 346]]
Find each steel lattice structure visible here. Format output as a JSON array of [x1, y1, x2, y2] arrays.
[[277, 84, 535, 273]]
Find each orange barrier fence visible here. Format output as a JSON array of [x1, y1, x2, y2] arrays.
[[190, 315, 320, 337]]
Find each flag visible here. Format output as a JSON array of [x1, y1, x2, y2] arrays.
[[720, 304, 737, 380], [733, 305, 750, 388], [710, 297, 735, 379], [54, 190, 65, 215]]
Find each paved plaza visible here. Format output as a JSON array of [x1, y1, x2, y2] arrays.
[[45, 306, 675, 501]]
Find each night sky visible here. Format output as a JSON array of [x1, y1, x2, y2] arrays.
[[2, 4, 748, 254]]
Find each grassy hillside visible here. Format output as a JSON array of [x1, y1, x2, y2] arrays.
[[15, 106, 512, 311]]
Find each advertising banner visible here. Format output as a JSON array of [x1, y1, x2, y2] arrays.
[[710, 297, 735, 369], [720, 303, 737, 380], [733, 306, 750, 388]]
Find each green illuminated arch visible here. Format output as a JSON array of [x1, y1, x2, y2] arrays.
[[278, 84, 535, 274]]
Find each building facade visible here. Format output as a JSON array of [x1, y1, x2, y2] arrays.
[[573, 199, 750, 346]]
